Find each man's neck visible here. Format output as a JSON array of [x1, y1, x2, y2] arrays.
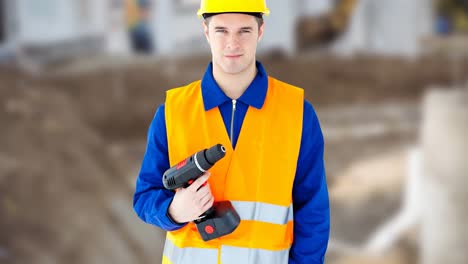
[[212, 61, 257, 100]]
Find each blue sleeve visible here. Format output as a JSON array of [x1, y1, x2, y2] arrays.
[[289, 100, 330, 264], [133, 104, 187, 231]]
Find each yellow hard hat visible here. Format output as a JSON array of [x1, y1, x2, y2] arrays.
[[197, 0, 270, 17]]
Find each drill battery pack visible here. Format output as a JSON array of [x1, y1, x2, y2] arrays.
[[195, 201, 241, 241]]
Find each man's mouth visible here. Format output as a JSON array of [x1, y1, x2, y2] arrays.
[[225, 54, 243, 59]]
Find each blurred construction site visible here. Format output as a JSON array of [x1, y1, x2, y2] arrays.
[[0, 0, 467, 263]]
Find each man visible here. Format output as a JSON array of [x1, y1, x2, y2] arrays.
[[133, 0, 330, 263], [125, 0, 153, 53]]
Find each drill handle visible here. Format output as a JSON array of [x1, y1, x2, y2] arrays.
[[194, 206, 215, 223]]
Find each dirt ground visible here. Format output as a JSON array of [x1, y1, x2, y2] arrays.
[[0, 54, 466, 263]]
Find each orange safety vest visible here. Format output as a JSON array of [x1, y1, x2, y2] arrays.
[[163, 77, 304, 264]]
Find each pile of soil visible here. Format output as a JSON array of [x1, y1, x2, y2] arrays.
[[0, 53, 465, 263]]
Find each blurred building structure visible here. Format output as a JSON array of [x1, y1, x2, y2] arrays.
[[421, 88, 468, 264], [0, 0, 110, 65], [332, 0, 435, 57], [2, 0, 462, 61], [152, 0, 441, 58], [0, 0, 16, 57]]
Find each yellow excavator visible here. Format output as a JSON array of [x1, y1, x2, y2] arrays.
[[295, 0, 468, 50], [296, 0, 358, 50], [436, 0, 468, 32]]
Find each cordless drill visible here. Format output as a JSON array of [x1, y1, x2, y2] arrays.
[[163, 144, 240, 241]]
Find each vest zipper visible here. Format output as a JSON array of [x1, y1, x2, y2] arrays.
[[230, 99, 237, 145]]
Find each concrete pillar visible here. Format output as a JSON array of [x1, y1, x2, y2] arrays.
[[421, 89, 468, 264], [153, 0, 173, 56]]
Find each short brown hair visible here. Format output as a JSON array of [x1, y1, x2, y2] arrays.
[[204, 14, 264, 28]]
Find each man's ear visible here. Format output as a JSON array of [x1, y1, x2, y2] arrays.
[[203, 21, 210, 43], [258, 23, 265, 42]]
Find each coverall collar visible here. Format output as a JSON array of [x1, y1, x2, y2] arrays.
[[201, 61, 268, 111]]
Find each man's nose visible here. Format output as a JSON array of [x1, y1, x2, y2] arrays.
[[226, 34, 241, 50]]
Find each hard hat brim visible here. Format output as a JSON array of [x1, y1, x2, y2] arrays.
[[197, 8, 270, 18]]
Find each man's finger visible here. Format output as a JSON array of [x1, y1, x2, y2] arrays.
[[201, 196, 214, 211], [187, 172, 210, 192]]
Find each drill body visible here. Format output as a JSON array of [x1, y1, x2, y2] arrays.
[[163, 144, 240, 241]]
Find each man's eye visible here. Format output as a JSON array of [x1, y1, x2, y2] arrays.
[[241, 30, 251, 33], [216, 30, 227, 33]]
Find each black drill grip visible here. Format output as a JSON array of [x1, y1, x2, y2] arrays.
[[163, 144, 226, 190]]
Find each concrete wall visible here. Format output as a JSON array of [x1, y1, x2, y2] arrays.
[[16, 0, 108, 45], [332, 0, 435, 57], [300, 0, 333, 16], [421, 89, 468, 264], [0, 0, 16, 47], [154, 0, 205, 56]]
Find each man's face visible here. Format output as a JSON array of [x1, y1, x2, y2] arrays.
[[204, 13, 264, 75]]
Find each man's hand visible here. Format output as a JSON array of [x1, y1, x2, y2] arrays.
[[168, 172, 214, 223]]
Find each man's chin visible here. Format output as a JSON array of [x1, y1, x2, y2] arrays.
[[220, 62, 247, 75], [224, 69, 243, 75]]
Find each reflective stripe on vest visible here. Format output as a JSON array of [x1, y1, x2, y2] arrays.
[[162, 239, 218, 264], [231, 201, 293, 225], [165, 200, 294, 249], [163, 201, 293, 263], [163, 241, 289, 264], [220, 245, 289, 264]]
